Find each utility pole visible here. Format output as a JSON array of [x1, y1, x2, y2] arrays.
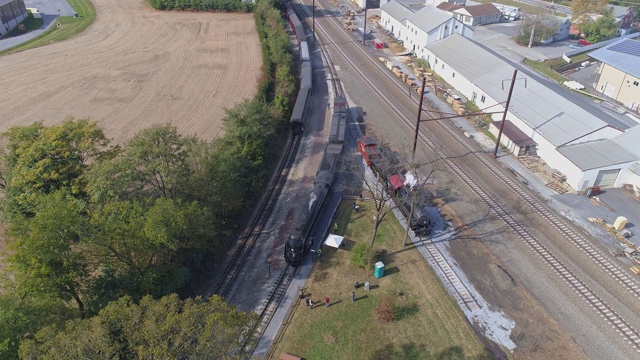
[[528, 24, 535, 48], [362, 7, 368, 45], [493, 69, 518, 159], [412, 76, 427, 159]]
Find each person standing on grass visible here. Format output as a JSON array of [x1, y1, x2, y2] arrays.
[[324, 296, 330, 307], [351, 291, 356, 302]]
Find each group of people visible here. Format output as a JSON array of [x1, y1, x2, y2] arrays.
[[299, 288, 358, 309]]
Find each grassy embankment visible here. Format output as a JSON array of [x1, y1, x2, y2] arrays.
[[270, 202, 492, 360], [0, 0, 95, 56]]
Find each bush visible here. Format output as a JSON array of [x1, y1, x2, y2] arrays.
[[350, 243, 377, 269], [374, 298, 395, 322]]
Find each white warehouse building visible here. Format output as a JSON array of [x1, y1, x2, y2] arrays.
[[380, 0, 473, 58], [423, 34, 640, 190]]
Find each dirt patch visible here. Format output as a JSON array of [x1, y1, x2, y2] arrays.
[[439, 203, 588, 359], [0, 0, 261, 144]]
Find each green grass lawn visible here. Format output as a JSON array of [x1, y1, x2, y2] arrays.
[[0, 0, 95, 55], [271, 202, 492, 360]]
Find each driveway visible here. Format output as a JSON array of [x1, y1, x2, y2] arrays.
[[472, 21, 577, 62], [552, 188, 640, 247], [24, 0, 75, 16]]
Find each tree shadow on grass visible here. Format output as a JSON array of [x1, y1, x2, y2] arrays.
[[371, 344, 492, 360], [370, 342, 429, 360], [393, 302, 419, 321]]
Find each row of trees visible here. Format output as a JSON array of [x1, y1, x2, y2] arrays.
[[19, 295, 255, 359], [148, 0, 253, 12], [0, 115, 277, 357], [1, 0, 298, 356]]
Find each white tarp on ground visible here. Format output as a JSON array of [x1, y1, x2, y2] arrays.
[[325, 234, 344, 248]]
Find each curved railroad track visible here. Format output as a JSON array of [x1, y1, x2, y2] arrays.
[[304, 0, 640, 352]]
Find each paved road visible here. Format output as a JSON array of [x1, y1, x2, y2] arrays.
[[0, 0, 74, 52], [24, 0, 75, 16], [471, 21, 576, 62], [0, 15, 57, 51]]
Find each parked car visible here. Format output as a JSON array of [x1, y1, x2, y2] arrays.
[[569, 43, 585, 49], [578, 39, 591, 46]]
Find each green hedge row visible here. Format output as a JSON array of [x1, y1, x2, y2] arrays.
[[149, 0, 253, 12]]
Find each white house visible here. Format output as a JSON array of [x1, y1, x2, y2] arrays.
[[381, 1, 473, 57], [423, 34, 640, 189], [452, 3, 502, 26], [542, 16, 571, 43]]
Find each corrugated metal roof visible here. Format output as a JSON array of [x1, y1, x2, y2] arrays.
[[557, 140, 638, 170], [381, 0, 419, 23], [437, 3, 463, 12], [628, 162, 640, 176], [612, 124, 640, 159], [407, 5, 452, 34], [589, 39, 640, 78], [426, 34, 628, 147]]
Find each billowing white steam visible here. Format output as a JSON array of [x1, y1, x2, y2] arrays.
[[404, 171, 417, 189]]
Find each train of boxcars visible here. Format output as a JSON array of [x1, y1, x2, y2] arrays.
[[286, 3, 312, 134], [283, 2, 348, 267]]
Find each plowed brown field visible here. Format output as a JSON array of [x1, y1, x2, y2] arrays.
[[0, 0, 261, 143]]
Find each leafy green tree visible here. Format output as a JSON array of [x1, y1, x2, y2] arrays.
[[20, 294, 256, 359], [7, 191, 90, 312], [88, 198, 213, 298], [0, 290, 71, 359], [570, 0, 609, 21], [84, 125, 194, 203], [580, 11, 618, 43], [3, 119, 108, 215]]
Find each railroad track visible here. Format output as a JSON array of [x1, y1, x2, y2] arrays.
[[304, 0, 484, 317], [418, 235, 480, 311], [211, 132, 301, 298], [246, 264, 297, 356], [305, 0, 640, 352]]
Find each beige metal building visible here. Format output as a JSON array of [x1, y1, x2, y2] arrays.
[[590, 39, 640, 112]]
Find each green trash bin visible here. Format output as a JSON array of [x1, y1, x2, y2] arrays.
[[374, 261, 385, 278]]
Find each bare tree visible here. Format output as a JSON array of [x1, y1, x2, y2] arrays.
[[336, 142, 443, 248], [516, 12, 562, 46]]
